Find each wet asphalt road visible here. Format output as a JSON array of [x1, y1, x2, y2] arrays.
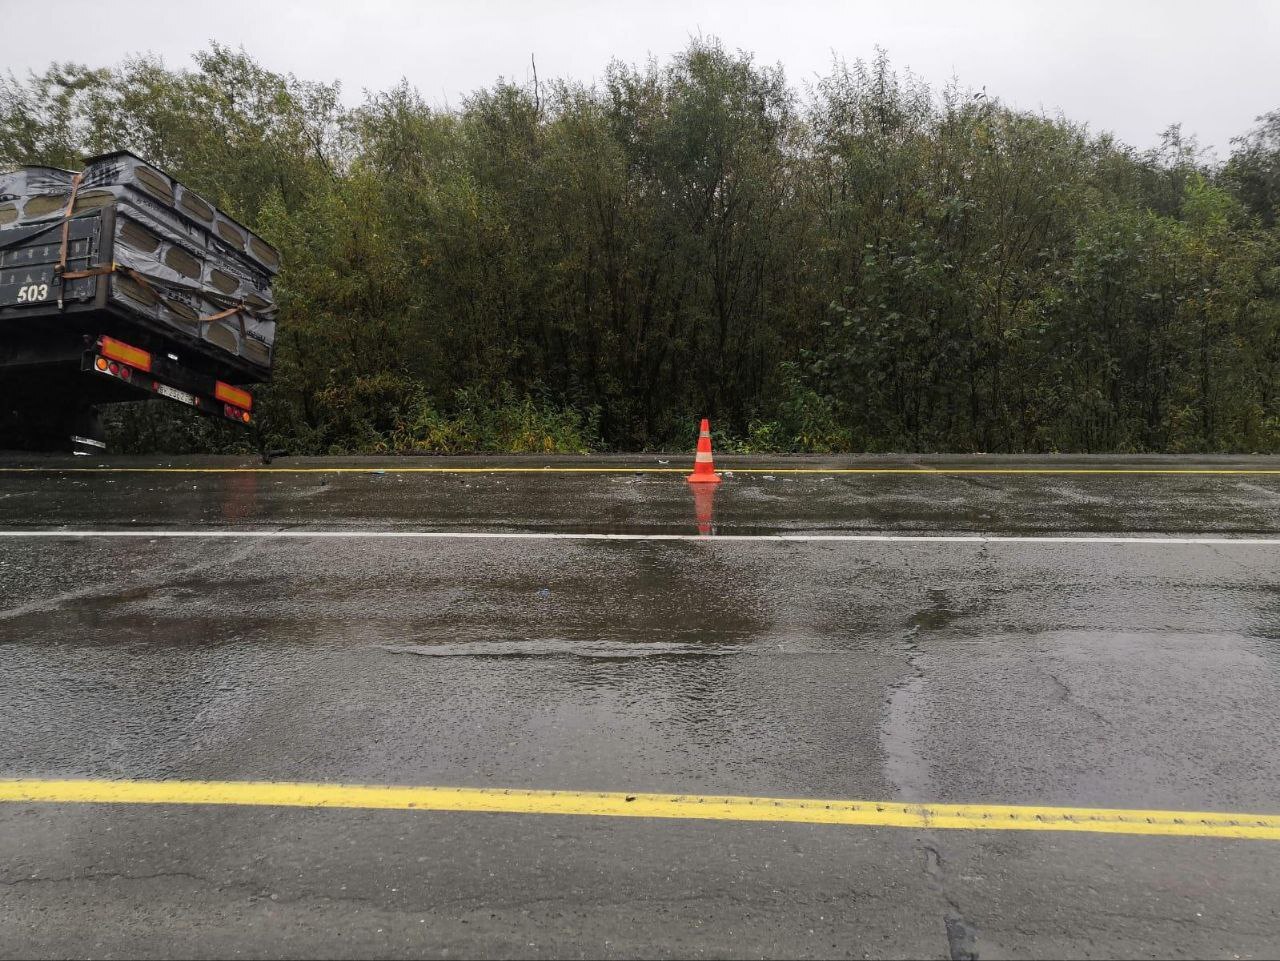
[[2, 454, 1280, 959]]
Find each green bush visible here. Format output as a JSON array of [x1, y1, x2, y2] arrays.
[[393, 385, 601, 454]]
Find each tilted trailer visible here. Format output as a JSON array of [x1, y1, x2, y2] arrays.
[[0, 151, 279, 451]]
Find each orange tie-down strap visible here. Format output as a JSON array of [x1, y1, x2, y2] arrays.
[[54, 171, 85, 281], [199, 302, 249, 326]]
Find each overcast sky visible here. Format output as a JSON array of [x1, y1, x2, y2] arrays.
[[8, 0, 1279, 158]]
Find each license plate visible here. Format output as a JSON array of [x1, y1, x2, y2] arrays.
[[156, 383, 197, 406]]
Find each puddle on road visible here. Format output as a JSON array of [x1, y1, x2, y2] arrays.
[[377, 639, 745, 659], [909, 589, 966, 631], [882, 636, 930, 799]]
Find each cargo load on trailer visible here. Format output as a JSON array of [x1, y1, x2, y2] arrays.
[[0, 151, 280, 450]]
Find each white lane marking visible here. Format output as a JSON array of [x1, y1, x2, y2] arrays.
[[0, 530, 1278, 546]]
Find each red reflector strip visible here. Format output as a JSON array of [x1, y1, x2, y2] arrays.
[[100, 336, 152, 373], [215, 381, 252, 411]]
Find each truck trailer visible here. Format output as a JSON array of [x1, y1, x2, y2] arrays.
[[0, 151, 279, 451]]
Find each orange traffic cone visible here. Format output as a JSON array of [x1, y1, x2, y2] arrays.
[[686, 418, 723, 484]]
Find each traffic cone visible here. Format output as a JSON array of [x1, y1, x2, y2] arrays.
[[686, 418, 723, 484]]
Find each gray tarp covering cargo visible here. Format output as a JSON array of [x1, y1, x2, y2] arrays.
[[0, 151, 278, 380]]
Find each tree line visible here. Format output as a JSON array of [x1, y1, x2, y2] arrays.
[[3, 41, 1279, 453]]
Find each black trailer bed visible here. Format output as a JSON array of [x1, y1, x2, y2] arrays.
[[0, 211, 267, 384], [0, 151, 278, 384]]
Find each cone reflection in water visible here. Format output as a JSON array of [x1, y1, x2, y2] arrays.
[[686, 417, 722, 484], [691, 482, 717, 536]]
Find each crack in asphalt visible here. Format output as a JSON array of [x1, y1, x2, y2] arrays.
[[1043, 669, 1113, 729], [884, 622, 983, 961], [923, 845, 979, 961]]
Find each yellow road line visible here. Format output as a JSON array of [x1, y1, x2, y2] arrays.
[[2, 467, 1280, 476], [2, 779, 1277, 841]]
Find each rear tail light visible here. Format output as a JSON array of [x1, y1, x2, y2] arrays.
[[94, 354, 140, 384]]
